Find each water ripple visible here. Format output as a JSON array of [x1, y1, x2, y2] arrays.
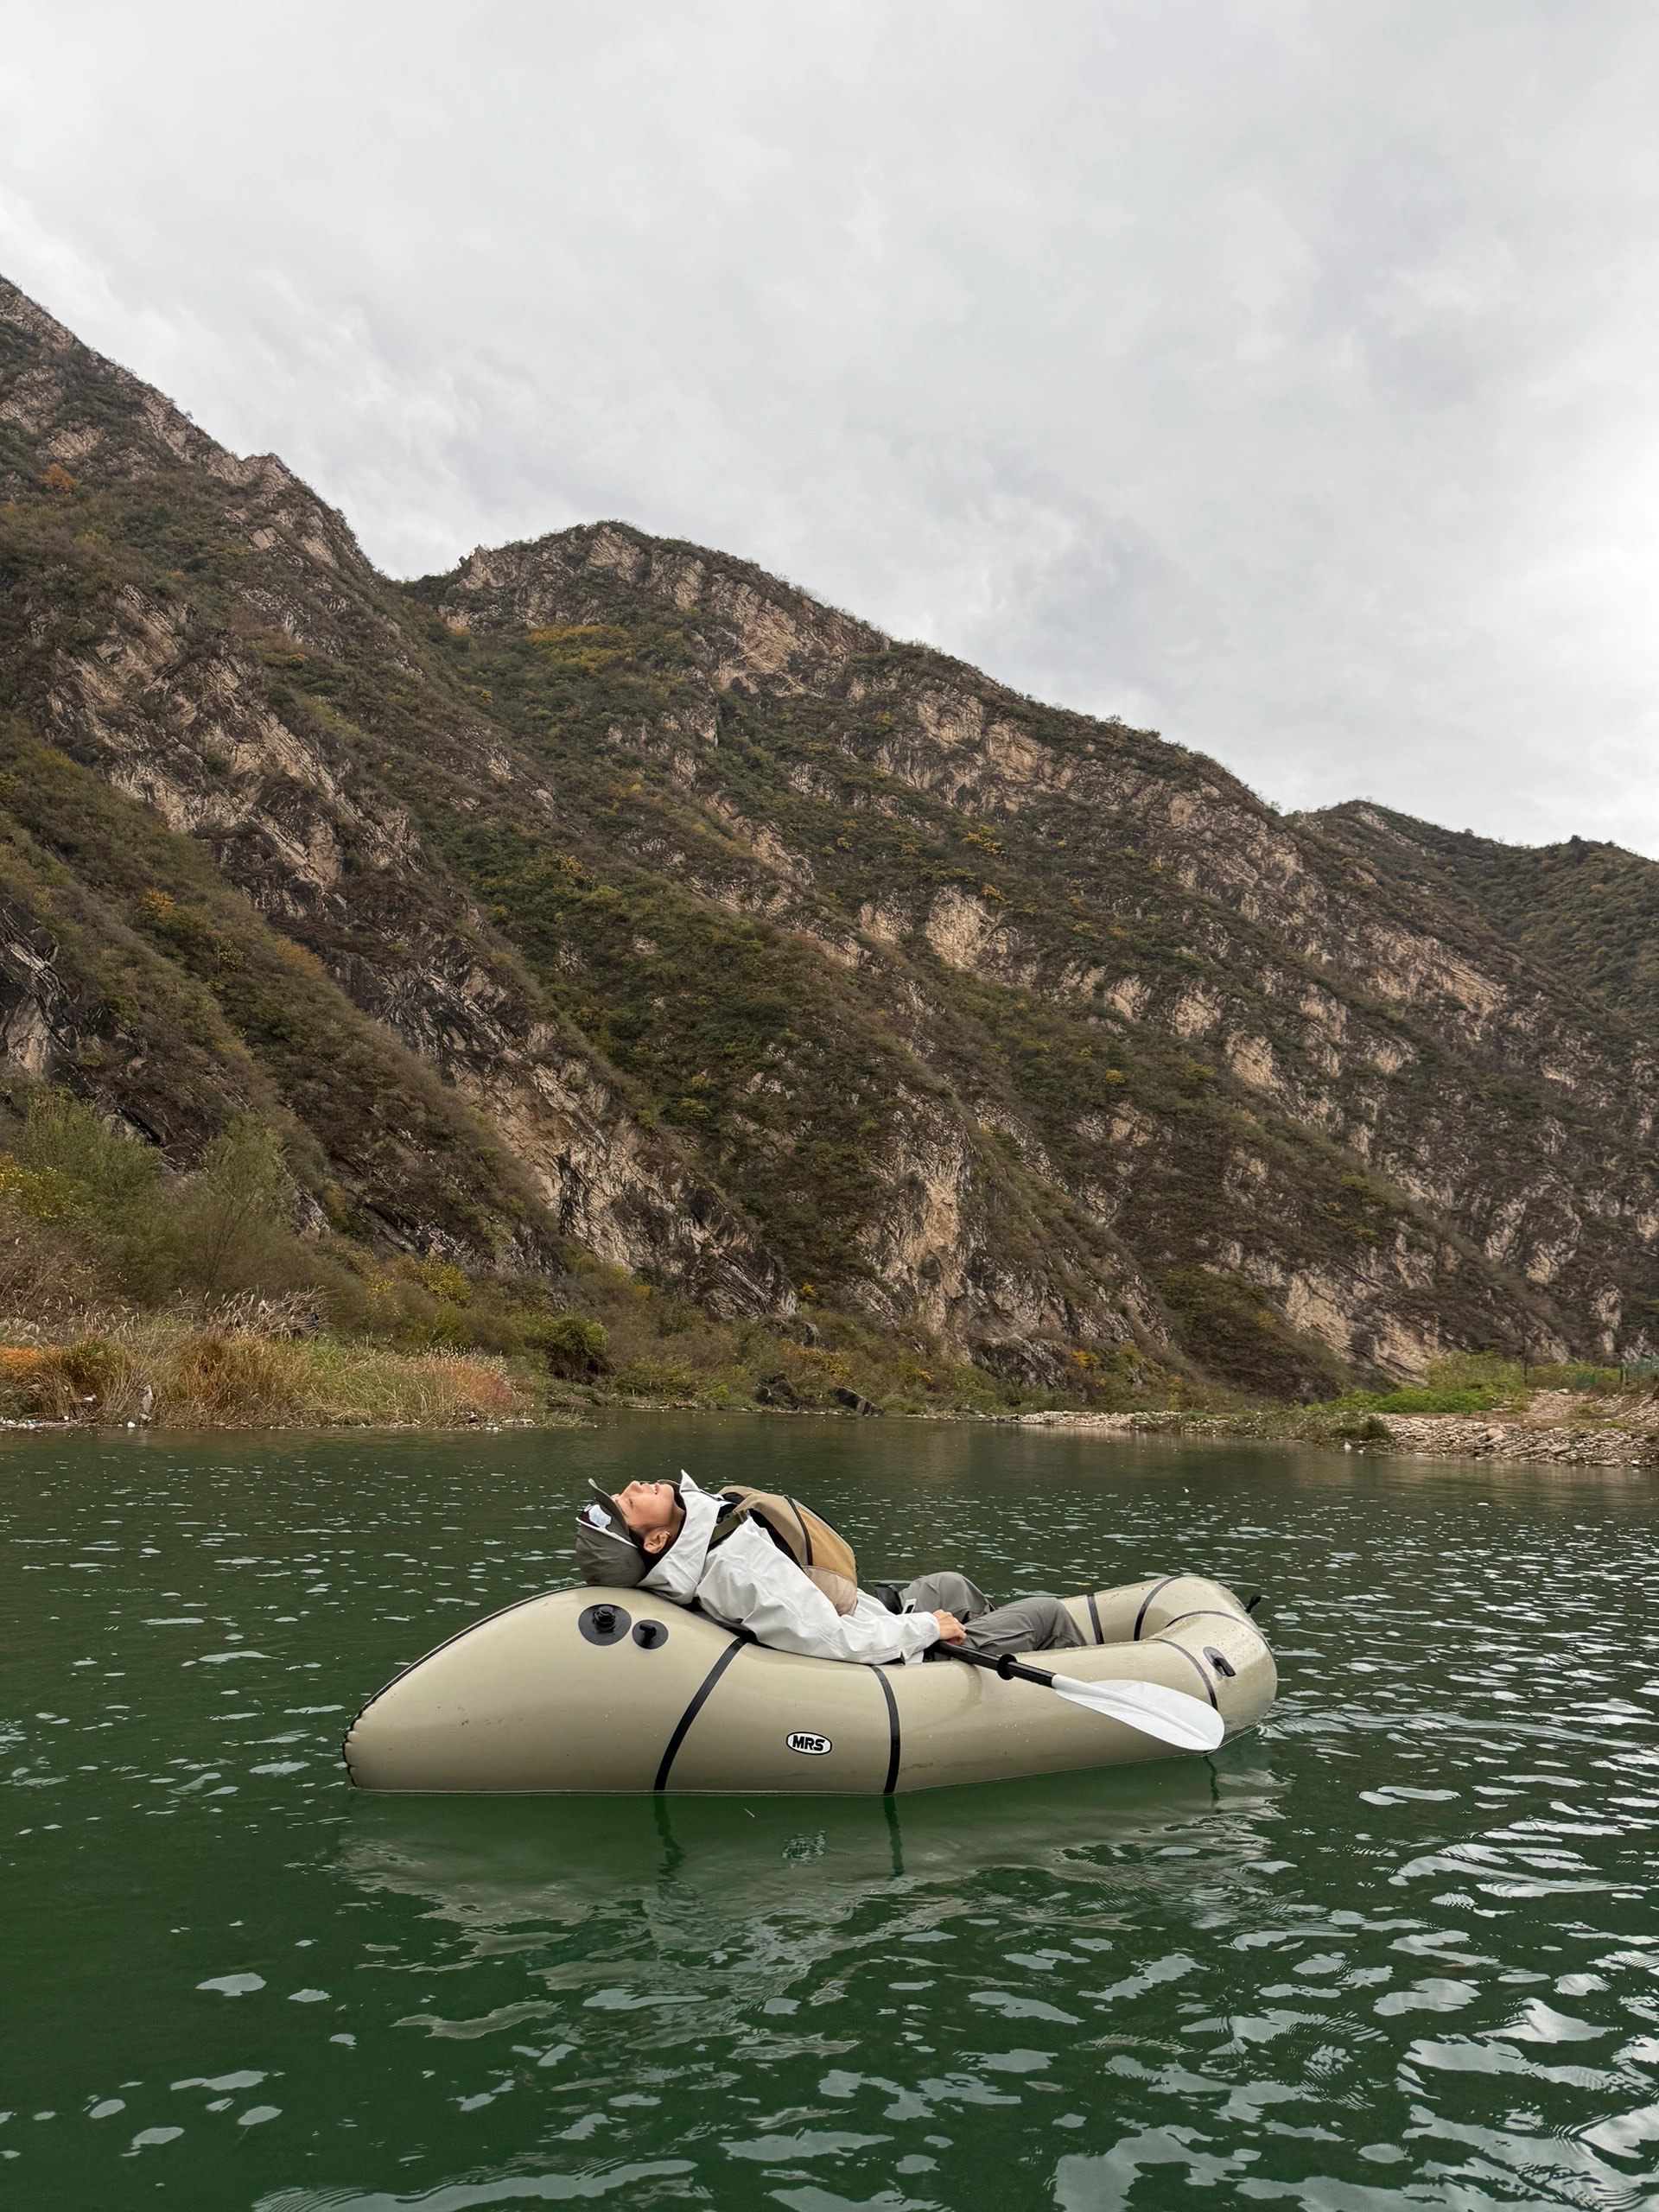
[[3, 1420, 1656, 2209]]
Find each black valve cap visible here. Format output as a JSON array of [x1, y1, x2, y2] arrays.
[[579, 1603, 631, 1646], [632, 1619, 668, 1649]]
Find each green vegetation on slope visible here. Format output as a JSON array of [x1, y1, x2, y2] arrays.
[[0, 715, 543, 1249], [1315, 803, 1659, 1038]]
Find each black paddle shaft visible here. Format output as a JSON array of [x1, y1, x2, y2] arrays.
[[940, 1645, 1058, 1690]]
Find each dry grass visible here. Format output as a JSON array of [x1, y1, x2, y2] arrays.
[[264, 1338, 525, 1428], [0, 1320, 536, 1429]]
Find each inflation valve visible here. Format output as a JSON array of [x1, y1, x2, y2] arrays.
[[579, 1604, 631, 1646]]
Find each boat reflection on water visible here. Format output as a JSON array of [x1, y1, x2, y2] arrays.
[[341, 1753, 1287, 1944]]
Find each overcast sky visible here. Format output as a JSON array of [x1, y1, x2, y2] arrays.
[[3, 3, 1658, 849]]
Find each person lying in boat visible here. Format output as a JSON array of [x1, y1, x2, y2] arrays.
[[573, 1470, 1087, 1665]]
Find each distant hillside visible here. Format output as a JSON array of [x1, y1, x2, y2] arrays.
[[1312, 802, 1659, 1039], [3, 270, 1659, 1397]]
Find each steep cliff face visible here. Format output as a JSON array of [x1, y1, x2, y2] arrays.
[[0, 281, 788, 1314], [3, 273, 1656, 1388], [422, 524, 1659, 1374], [1312, 802, 1659, 1041]]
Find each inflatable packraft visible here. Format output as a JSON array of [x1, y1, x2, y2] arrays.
[[344, 1573, 1274, 1796]]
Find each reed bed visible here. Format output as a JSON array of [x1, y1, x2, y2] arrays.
[[0, 1320, 532, 1430]]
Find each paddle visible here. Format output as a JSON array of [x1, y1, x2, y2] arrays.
[[941, 1645, 1226, 1752]]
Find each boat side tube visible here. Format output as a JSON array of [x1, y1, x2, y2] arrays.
[[343, 1573, 1275, 1796]]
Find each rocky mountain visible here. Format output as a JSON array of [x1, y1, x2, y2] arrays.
[[3, 272, 1656, 1394], [1312, 802, 1659, 1040]]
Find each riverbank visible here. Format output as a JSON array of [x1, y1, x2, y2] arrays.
[[1015, 1387, 1659, 1469], [3, 1084, 1165, 1433], [0, 1320, 1137, 1431], [4, 1308, 1655, 1461], [14, 1083, 1646, 1451]]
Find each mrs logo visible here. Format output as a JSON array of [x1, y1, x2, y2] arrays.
[[785, 1731, 832, 1756]]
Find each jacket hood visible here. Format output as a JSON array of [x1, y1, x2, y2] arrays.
[[573, 1497, 649, 1588], [640, 1471, 721, 1603]]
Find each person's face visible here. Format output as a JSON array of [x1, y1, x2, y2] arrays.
[[613, 1480, 681, 1554]]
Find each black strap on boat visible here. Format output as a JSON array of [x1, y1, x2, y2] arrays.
[[868, 1664, 901, 1796], [653, 1630, 753, 1793], [1086, 1591, 1104, 1644], [1156, 1637, 1220, 1710], [1133, 1575, 1179, 1641]]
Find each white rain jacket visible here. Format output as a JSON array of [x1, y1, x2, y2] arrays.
[[639, 1474, 940, 1665]]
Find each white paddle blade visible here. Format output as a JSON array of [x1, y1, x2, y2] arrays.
[[1050, 1674, 1226, 1752]]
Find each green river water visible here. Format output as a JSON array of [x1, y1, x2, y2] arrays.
[[4, 1414, 1658, 2211]]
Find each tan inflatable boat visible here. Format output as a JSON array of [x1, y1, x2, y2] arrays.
[[344, 1573, 1274, 1796]]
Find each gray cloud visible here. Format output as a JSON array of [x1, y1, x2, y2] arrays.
[[3, 1, 1658, 845]]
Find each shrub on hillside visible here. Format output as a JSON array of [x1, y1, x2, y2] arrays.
[[394, 1305, 474, 1353], [10, 1093, 176, 1300], [1425, 1351, 1523, 1393], [413, 1259, 471, 1306], [1329, 1413, 1391, 1441], [613, 1356, 697, 1400], [524, 1310, 610, 1377], [172, 1116, 304, 1300], [1522, 1362, 1628, 1393], [1320, 1384, 1502, 1416], [0, 1091, 336, 1319], [0, 1193, 103, 1320]]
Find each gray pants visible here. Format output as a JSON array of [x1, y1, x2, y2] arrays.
[[898, 1572, 1087, 1661]]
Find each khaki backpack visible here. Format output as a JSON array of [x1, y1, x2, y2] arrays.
[[710, 1486, 860, 1615]]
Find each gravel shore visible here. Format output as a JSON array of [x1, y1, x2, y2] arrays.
[[1016, 1389, 1659, 1469]]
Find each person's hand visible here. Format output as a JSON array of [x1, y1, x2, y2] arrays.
[[931, 1610, 967, 1643]]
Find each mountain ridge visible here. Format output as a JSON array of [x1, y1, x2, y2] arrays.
[[1309, 800, 1659, 1039], [3, 270, 1656, 1395]]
